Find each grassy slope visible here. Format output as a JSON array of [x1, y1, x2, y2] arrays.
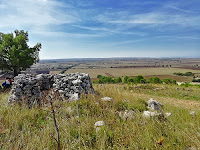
[[0, 84, 200, 150]]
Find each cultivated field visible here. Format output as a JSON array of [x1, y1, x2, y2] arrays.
[[66, 67, 198, 82]]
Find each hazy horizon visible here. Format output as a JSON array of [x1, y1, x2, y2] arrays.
[[0, 0, 200, 59], [40, 56, 200, 61]]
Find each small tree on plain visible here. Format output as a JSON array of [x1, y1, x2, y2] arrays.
[[123, 76, 129, 83], [0, 30, 41, 76]]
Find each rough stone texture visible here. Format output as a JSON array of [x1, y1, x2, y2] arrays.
[[147, 98, 163, 111], [8, 73, 94, 105]]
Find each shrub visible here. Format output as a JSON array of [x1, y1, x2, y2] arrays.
[[114, 77, 122, 83], [123, 76, 129, 83], [134, 75, 144, 83], [97, 75, 103, 78], [149, 77, 162, 84], [162, 78, 176, 84], [127, 78, 134, 83], [173, 72, 194, 76]]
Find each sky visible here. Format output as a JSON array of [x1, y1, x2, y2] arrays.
[[0, 0, 200, 59]]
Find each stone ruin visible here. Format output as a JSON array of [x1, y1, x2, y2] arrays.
[[8, 73, 94, 106]]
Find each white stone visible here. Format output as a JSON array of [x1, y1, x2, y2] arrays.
[[165, 112, 172, 117], [94, 121, 105, 128], [72, 79, 82, 85], [101, 97, 113, 102], [143, 111, 162, 118], [119, 110, 134, 120], [190, 111, 196, 116], [70, 93, 79, 101]]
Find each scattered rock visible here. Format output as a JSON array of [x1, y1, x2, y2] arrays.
[[101, 97, 113, 102], [94, 121, 105, 132], [189, 110, 196, 116], [118, 110, 134, 120], [147, 98, 163, 111], [165, 112, 172, 117], [94, 121, 105, 127], [143, 111, 162, 118]]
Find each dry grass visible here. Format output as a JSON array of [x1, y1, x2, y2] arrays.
[[0, 84, 200, 149], [0, 80, 4, 85]]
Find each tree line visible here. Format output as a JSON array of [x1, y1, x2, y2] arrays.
[[173, 72, 194, 77], [95, 75, 177, 85]]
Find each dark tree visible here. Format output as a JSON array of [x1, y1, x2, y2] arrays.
[[0, 30, 41, 76]]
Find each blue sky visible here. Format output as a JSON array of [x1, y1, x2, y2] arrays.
[[0, 0, 200, 59]]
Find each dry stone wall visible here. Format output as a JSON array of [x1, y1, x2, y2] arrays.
[[8, 73, 94, 105]]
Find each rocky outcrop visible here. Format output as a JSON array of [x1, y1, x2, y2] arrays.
[[147, 98, 163, 111], [8, 73, 94, 106]]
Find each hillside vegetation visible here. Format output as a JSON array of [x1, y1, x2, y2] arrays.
[[0, 84, 200, 149]]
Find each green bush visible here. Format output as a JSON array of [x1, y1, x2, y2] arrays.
[[123, 76, 129, 83], [162, 78, 176, 84], [97, 75, 122, 84], [134, 75, 144, 83], [114, 77, 122, 83], [149, 77, 162, 84]]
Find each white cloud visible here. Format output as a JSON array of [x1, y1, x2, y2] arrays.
[[155, 35, 200, 40], [71, 25, 146, 36], [0, 0, 78, 29], [97, 11, 200, 28], [167, 5, 195, 13]]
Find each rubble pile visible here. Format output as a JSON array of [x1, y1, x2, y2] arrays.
[[8, 73, 94, 105]]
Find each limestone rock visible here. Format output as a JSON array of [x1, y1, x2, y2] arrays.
[[165, 112, 172, 117], [94, 121, 105, 132], [143, 111, 162, 118], [94, 121, 105, 127], [189, 111, 196, 116], [118, 110, 134, 120], [147, 98, 163, 111]]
